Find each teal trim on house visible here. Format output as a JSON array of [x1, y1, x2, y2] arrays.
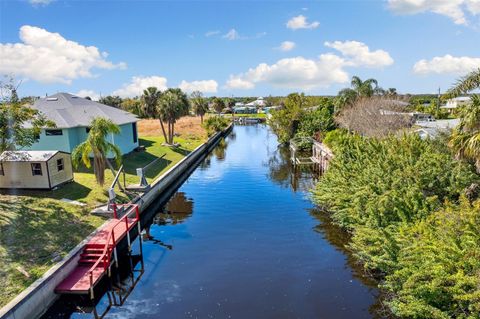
[[109, 123, 139, 155], [27, 123, 139, 155], [28, 129, 71, 152]]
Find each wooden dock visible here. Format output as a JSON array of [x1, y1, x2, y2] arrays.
[[55, 204, 141, 298]]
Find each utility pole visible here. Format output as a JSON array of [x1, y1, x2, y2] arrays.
[[437, 87, 441, 114]]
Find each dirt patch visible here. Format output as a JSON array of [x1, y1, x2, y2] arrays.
[[138, 116, 207, 139]]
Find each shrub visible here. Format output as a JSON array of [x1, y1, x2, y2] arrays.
[[312, 130, 479, 316], [202, 116, 230, 136], [385, 198, 480, 318]]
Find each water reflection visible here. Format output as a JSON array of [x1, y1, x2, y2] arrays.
[[266, 144, 317, 192], [309, 208, 390, 318], [144, 192, 195, 247], [199, 136, 231, 170], [154, 191, 194, 225], [213, 138, 228, 161]]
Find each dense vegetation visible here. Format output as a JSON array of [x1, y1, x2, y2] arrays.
[[313, 130, 478, 317], [309, 70, 480, 318], [202, 116, 230, 136], [269, 93, 335, 143]]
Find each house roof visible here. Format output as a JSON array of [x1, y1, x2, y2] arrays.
[[30, 93, 138, 129], [416, 119, 459, 130], [449, 96, 471, 102], [0, 150, 60, 162]]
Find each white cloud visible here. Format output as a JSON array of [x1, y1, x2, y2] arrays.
[[223, 29, 240, 40], [205, 30, 221, 37], [286, 15, 320, 30], [72, 89, 100, 101], [325, 40, 394, 68], [387, 0, 480, 25], [413, 54, 480, 75], [225, 77, 256, 90], [0, 25, 126, 84], [178, 80, 218, 93], [112, 76, 168, 98], [225, 41, 394, 90], [277, 41, 296, 52], [467, 0, 480, 14], [225, 54, 349, 90], [29, 0, 54, 5]]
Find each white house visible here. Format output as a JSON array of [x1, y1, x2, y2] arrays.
[[27, 93, 139, 155], [442, 96, 472, 112], [246, 97, 266, 108], [415, 119, 460, 139], [0, 151, 74, 189]]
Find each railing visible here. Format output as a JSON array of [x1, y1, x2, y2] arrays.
[[87, 204, 140, 297]]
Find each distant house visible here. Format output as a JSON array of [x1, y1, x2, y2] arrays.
[[442, 96, 472, 113], [415, 119, 460, 139], [27, 93, 139, 155], [0, 151, 73, 189], [233, 106, 257, 114], [246, 97, 266, 108]]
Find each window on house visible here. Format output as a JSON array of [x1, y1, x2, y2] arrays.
[[0, 163, 4, 176], [57, 158, 64, 171], [132, 123, 138, 143], [45, 129, 63, 136], [31, 163, 42, 176]]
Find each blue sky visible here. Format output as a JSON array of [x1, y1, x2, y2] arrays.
[[0, 0, 479, 98]]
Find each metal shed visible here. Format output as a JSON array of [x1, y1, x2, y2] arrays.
[[0, 150, 74, 189]]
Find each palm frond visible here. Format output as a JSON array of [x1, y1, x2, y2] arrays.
[[444, 68, 480, 98]]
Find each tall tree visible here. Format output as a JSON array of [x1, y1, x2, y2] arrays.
[[141, 87, 161, 118], [141, 87, 168, 142], [72, 117, 122, 186], [335, 76, 380, 111], [157, 88, 189, 144], [350, 76, 378, 97], [0, 104, 54, 152], [99, 95, 123, 108], [269, 93, 308, 143], [447, 69, 480, 172], [190, 91, 209, 124], [223, 97, 234, 109], [0, 78, 54, 152], [211, 97, 224, 114]]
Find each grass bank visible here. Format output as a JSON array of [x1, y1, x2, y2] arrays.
[[0, 117, 206, 307]]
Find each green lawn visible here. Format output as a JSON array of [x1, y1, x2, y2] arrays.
[[0, 134, 205, 307]]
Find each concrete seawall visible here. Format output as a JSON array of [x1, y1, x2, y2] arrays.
[[0, 124, 233, 319]]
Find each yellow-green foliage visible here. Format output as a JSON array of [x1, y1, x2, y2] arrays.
[[313, 130, 479, 317], [202, 116, 230, 136], [385, 198, 480, 318]]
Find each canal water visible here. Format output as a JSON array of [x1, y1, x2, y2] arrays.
[[46, 124, 379, 318]]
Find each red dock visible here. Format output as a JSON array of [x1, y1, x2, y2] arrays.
[[55, 205, 140, 297]]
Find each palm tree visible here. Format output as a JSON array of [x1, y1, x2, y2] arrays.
[[211, 97, 224, 114], [350, 76, 378, 97], [142, 87, 169, 142], [447, 69, 480, 172], [445, 68, 480, 99], [335, 76, 380, 111], [142, 87, 161, 117], [157, 88, 189, 145], [190, 91, 209, 124], [72, 117, 122, 186]]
